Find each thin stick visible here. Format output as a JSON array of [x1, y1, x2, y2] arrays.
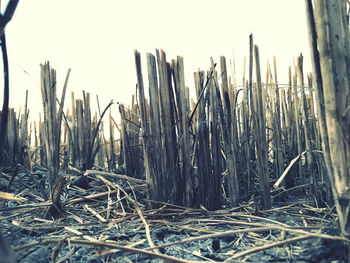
[[189, 69, 214, 124], [146, 226, 276, 250], [135, 207, 160, 254], [84, 170, 147, 185], [273, 151, 306, 188], [225, 235, 311, 261]]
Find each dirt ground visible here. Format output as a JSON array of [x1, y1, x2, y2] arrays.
[[0, 166, 348, 262]]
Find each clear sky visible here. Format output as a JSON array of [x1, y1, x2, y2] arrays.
[[0, 0, 310, 120]]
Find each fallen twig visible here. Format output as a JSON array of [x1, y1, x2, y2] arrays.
[[84, 170, 147, 185], [225, 234, 312, 261], [273, 151, 306, 188]]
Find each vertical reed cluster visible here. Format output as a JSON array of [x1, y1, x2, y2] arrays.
[[132, 38, 327, 210]]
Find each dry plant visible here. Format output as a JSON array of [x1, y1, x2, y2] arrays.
[[305, 0, 350, 237], [40, 62, 71, 218]]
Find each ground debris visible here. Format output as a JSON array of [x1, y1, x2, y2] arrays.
[[0, 166, 348, 262]]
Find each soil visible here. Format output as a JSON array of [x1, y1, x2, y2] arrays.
[[0, 166, 348, 262]]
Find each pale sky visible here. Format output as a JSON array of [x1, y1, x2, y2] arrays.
[[0, 0, 310, 120]]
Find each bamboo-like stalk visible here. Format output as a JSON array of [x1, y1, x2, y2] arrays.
[[147, 53, 163, 201], [253, 45, 271, 209], [272, 57, 284, 180], [297, 55, 314, 174], [156, 49, 178, 204], [209, 68, 222, 209], [134, 50, 155, 200], [308, 0, 350, 237], [292, 68, 304, 183], [194, 70, 212, 208], [40, 62, 70, 218], [70, 92, 78, 167], [213, 57, 239, 206], [173, 56, 192, 206]]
